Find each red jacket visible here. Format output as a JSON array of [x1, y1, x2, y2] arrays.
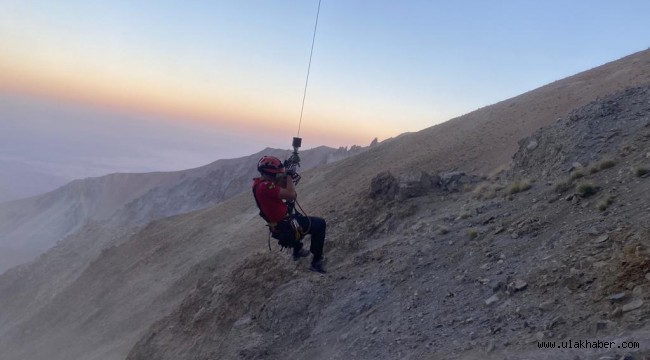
[[252, 178, 288, 223]]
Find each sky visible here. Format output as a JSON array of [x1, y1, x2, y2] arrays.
[[1, 0, 649, 189]]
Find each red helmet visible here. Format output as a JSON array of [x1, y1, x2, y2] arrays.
[[257, 155, 285, 174]]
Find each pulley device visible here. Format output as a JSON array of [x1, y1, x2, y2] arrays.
[[283, 136, 302, 185]]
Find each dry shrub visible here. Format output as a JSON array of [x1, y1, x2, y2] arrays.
[[472, 183, 489, 198], [555, 180, 573, 193], [603, 243, 650, 293], [596, 195, 614, 211], [599, 158, 617, 170], [506, 178, 533, 196], [576, 181, 598, 197], [472, 183, 499, 200], [462, 184, 474, 193], [569, 171, 585, 182], [635, 166, 649, 177]]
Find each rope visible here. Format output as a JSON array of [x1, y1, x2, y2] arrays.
[[295, 200, 312, 234], [297, 0, 322, 138]]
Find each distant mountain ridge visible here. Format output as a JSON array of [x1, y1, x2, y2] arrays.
[[0, 159, 70, 203], [107, 146, 363, 227], [0, 145, 365, 273]]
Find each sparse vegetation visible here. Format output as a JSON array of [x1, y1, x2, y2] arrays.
[[459, 211, 471, 219], [635, 166, 649, 177], [603, 243, 650, 293], [597, 195, 614, 211], [462, 184, 474, 193], [472, 183, 487, 198], [555, 180, 573, 194], [472, 183, 499, 200], [585, 157, 616, 176], [569, 171, 585, 182], [599, 158, 617, 170], [556, 162, 610, 194], [467, 229, 478, 240], [484, 188, 498, 199], [505, 183, 520, 196], [576, 181, 598, 197], [505, 178, 533, 196]]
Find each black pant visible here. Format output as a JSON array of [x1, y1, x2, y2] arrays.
[[295, 214, 326, 261]]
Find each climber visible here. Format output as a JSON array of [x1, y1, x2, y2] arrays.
[[252, 155, 326, 273]]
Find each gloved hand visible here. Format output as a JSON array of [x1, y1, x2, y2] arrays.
[[288, 153, 301, 165], [289, 172, 301, 184]]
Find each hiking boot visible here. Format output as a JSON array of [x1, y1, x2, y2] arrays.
[[292, 248, 310, 261], [310, 258, 326, 274]]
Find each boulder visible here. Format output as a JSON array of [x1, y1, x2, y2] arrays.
[[438, 172, 474, 192], [396, 171, 437, 200], [369, 171, 399, 199], [369, 171, 438, 200]]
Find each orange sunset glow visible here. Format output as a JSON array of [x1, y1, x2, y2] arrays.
[[0, 51, 394, 147]]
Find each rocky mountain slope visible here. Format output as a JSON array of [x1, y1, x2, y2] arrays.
[[126, 85, 650, 360], [1, 49, 650, 360], [0, 145, 362, 273]]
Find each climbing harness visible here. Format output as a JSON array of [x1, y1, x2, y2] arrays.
[[252, 177, 311, 252]]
